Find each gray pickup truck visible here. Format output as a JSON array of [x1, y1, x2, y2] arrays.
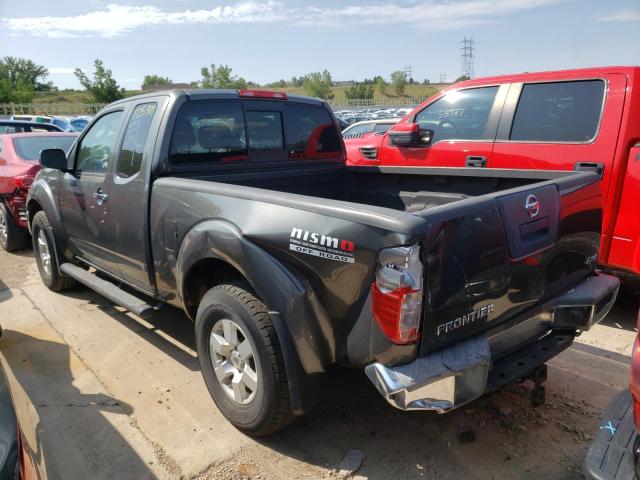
[[28, 89, 619, 436]]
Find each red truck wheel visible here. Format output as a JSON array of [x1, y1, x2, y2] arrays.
[[195, 282, 295, 437]]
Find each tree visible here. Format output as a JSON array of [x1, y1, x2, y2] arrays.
[[344, 82, 374, 100], [454, 75, 471, 83], [0, 56, 49, 102], [375, 76, 387, 96], [265, 79, 287, 88], [422, 78, 431, 84], [302, 70, 334, 100], [390, 70, 408, 96], [200, 64, 247, 89], [74, 59, 125, 103], [143, 74, 172, 86]]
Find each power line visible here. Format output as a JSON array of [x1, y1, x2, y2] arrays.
[[460, 37, 475, 79]]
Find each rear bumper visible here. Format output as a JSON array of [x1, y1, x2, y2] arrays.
[[365, 272, 619, 412], [584, 390, 639, 480]]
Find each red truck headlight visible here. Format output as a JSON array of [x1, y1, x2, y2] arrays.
[[371, 245, 423, 344]]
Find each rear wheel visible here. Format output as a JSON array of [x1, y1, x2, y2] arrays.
[[0, 203, 29, 252], [31, 211, 75, 291], [195, 282, 294, 437]]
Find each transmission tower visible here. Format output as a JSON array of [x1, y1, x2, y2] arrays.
[[439, 73, 447, 83], [403, 65, 413, 81], [460, 37, 475, 79]]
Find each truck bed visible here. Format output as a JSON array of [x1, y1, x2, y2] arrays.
[[154, 164, 603, 358], [170, 164, 564, 214]]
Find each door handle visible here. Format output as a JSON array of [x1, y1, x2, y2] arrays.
[[93, 189, 108, 206], [466, 155, 487, 168], [574, 162, 604, 178]]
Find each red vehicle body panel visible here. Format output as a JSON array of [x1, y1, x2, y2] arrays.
[[0, 133, 76, 229], [375, 66, 640, 278], [344, 132, 385, 165]]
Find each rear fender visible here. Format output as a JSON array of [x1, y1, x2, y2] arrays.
[[176, 219, 326, 413]]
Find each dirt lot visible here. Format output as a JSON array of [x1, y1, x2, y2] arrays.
[[0, 247, 637, 480]]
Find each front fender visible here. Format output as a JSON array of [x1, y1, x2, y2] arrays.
[[176, 219, 330, 376], [27, 172, 71, 265]]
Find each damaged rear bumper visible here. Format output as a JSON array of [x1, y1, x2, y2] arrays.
[[365, 272, 619, 412]]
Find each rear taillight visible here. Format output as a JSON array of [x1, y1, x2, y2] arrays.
[[14, 175, 34, 190], [631, 312, 640, 430], [371, 245, 423, 344]]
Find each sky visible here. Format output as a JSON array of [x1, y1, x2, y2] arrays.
[[1, 0, 639, 90]]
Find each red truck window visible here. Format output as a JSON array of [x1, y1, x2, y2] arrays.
[[414, 86, 498, 143], [510, 80, 605, 143]]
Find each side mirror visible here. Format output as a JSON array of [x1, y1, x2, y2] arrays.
[[388, 123, 433, 147], [40, 149, 69, 171]]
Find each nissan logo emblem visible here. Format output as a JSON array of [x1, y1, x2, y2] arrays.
[[525, 194, 540, 218]]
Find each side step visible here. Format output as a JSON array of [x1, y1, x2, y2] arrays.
[[60, 263, 156, 317]]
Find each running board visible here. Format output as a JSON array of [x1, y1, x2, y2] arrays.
[[60, 263, 157, 317]]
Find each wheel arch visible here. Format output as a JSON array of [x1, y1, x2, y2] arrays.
[[176, 219, 325, 414]]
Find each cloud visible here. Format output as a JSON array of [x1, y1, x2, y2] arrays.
[[3, 0, 567, 38], [48, 67, 76, 74], [597, 9, 640, 22]]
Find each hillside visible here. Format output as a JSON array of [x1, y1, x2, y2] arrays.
[[31, 83, 446, 107]]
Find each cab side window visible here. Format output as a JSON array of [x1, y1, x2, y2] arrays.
[[510, 80, 605, 142], [76, 111, 124, 173], [117, 103, 157, 178], [414, 86, 498, 143]]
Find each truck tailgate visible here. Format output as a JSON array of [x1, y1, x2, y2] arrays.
[[419, 172, 603, 353]]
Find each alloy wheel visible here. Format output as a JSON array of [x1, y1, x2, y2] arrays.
[[37, 229, 51, 277], [0, 209, 6, 248], [209, 318, 259, 405]]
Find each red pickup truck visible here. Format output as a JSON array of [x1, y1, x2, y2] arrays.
[[362, 66, 640, 280]]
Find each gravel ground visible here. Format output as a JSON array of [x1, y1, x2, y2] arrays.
[[0, 246, 637, 480]]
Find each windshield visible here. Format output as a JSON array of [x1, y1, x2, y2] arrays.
[[13, 136, 77, 161]]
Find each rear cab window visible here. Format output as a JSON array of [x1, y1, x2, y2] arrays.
[[117, 102, 158, 178], [509, 80, 605, 142], [169, 99, 341, 165]]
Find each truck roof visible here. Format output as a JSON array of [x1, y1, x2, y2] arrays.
[[110, 89, 326, 107], [454, 66, 640, 88]]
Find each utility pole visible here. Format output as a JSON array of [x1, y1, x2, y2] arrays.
[[460, 37, 475, 79]]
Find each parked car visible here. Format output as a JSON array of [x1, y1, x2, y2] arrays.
[[584, 310, 640, 479], [375, 66, 640, 281], [29, 88, 618, 437], [0, 121, 63, 134], [342, 119, 398, 164], [0, 359, 19, 480], [10, 115, 54, 125], [0, 133, 78, 251], [68, 116, 91, 132]]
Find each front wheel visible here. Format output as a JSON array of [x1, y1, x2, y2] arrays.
[[31, 211, 75, 292], [195, 282, 294, 437]]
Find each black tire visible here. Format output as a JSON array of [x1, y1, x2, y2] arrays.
[[31, 211, 75, 292], [195, 282, 294, 437], [0, 203, 29, 252]]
